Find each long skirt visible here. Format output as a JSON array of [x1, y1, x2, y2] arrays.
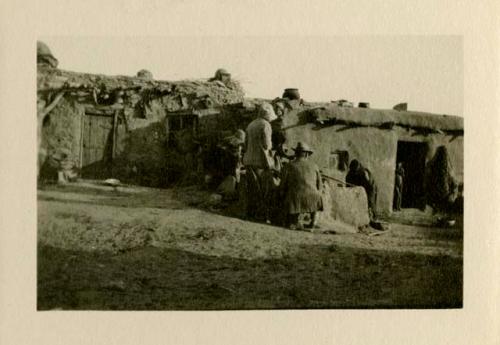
[[245, 166, 279, 221]]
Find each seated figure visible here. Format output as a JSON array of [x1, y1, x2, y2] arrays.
[[346, 159, 377, 219]]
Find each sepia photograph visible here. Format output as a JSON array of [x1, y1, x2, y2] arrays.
[[36, 36, 464, 310], [2, 1, 500, 344]]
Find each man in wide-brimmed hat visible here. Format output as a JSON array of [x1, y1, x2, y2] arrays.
[[280, 142, 323, 230], [243, 103, 278, 221]]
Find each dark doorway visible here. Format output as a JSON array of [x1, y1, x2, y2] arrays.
[[165, 113, 198, 147], [395, 141, 428, 209]]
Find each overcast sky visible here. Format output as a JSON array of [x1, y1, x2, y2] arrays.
[[40, 36, 463, 116]]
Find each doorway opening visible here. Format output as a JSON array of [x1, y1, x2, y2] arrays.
[[80, 110, 117, 179], [395, 141, 428, 209]]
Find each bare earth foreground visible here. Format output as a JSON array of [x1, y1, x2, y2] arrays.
[[37, 182, 463, 310]]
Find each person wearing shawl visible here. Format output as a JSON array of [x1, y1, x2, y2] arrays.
[[425, 146, 458, 213], [280, 142, 323, 230], [243, 102, 277, 221], [346, 159, 377, 219]]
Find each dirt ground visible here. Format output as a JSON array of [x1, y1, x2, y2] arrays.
[[37, 181, 463, 310]]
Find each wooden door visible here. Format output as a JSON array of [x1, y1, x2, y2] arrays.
[[81, 112, 115, 179]]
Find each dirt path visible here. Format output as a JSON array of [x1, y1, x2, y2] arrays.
[[37, 182, 463, 310]]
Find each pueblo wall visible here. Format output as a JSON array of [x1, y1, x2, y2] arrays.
[[38, 68, 245, 186], [281, 103, 464, 216]]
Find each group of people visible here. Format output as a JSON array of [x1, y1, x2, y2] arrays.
[[241, 102, 323, 230], [209, 101, 384, 230]]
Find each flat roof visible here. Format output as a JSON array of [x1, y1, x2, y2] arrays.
[[303, 102, 463, 131]]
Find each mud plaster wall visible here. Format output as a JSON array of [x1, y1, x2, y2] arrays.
[[113, 101, 168, 186], [39, 71, 246, 186], [41, 98, 83, 165], [282, 108, 464, 216], [42, 98, 186, 186]]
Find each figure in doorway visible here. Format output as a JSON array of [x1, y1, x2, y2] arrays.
[[393, 162, 405, 211]]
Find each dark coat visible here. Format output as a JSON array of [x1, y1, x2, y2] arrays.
[[346, 165, 377, 210], [280, 158, 323, 214]]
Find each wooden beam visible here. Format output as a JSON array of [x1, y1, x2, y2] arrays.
[[78, 106, 85, 169], [112, 110, 118, 160], [39, 90, 65, 120]]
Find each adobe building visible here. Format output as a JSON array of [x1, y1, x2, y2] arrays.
[[274, 99, 463, 217], [210, 97, 464, 218], [37, 42, 463, 217], [37, 45, 247, 187]]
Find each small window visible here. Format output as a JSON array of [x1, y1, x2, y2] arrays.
[[165, 114, 198, 146], [330, 150, 349, 171], [169, 115, 182, 131]]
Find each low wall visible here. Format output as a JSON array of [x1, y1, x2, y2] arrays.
[[322, 182, 370, 228]]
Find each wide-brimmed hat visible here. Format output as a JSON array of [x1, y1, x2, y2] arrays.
[[292, 142, 313, 154]]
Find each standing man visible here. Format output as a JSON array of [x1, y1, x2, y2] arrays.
[[243, 102, 277, 221], [280, 142, 323, 230]]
